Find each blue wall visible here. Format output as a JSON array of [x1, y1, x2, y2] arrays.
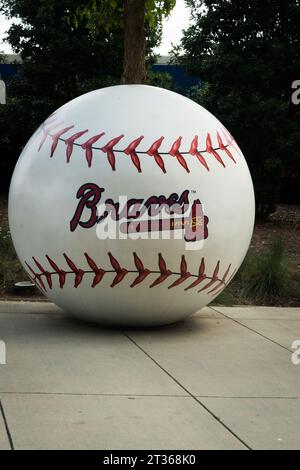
[[0, 63, 201, 94], [152, 64, 201, 93], [0, 64, 20, 81]]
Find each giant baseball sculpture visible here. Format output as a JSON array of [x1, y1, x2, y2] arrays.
[[9, 85, 255, 326]]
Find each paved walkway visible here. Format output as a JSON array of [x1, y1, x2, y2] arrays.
[[0, 301, 299, 450]]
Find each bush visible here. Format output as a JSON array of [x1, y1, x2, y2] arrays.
[[147, 70, 174, 90], [240, 238, 287, 303]]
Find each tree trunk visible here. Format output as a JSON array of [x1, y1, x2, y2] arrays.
[[121, 0, 146, 84]]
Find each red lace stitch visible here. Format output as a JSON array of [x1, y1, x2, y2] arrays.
[[25, 261, 46, 291], [221, 128, 240, 156], [217, 132, 236, 163], [149, 253, 172, 287], [84, 252, 106, 286], [168, 255, 192, 288], [50, 126, 75, 158], [212, 268, 237, 296], [63, 254, 85, 287], [198, 260, 220, 292], [169, 137, 190, 173], [108, 252, 129, 287], [189, 136, 210, 171], [65, 130, 88, 163], [146, 137, 166, 173], [37, 121, 63, 151], [45, 255, 66, 288], [25, 252, 233, 295], [130, 253, 151, 287], [38, 118, 239, 173], [124, 136, 144, 173], [100, 135, 124, 171], [207, 263, 231, 294], [81, 133, 105, 167], [184, 257, 206, 291], [206, 133, 225, 167]]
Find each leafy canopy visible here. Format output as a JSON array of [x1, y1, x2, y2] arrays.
[[177, 0, 300, 216], [75, 0, 176, 31]]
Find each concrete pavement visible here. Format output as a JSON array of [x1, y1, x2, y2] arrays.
[[0, 301, 299, 450]]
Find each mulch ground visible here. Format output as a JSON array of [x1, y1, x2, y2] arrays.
[[252, 205, 300, 266]]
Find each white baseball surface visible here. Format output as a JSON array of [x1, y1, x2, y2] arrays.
[[8, 85, 255, 326]]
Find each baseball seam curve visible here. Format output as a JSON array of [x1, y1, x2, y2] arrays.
[[37, 117, 239, 173], [25, 252, 235, 296]]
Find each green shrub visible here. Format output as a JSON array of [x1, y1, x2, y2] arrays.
[[240, 238, 287, 303], [147, 70, 174, 90], [211, 288, 236, 306]]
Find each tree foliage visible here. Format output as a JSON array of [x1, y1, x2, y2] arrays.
[[0, 0, 167, 191], [75, 0, 176, 32], [177, 0, 300, 217], [75, 0, 176, 83], [1, 0, 126, 101]]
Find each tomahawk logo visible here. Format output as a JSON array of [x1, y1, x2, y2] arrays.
[[0, 340, 6, 365]]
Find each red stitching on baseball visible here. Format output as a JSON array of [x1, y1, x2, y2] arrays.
[[169, 137, 190, 173], [65, 130, 89, 163], [206, 133, 225, 167], [81, 132, 105, 167], [146, 136, 167, 173], [189, 136, 210, 171], [217, 131, 236, 163], [25, 252, 233, 295], [45, 255, 66, 288], [37, 117, 239, 173], [38, 120, 63, 151], [100, 134, 124, 171], [50, 126, 75, 157], [124, 136, 144, 173]]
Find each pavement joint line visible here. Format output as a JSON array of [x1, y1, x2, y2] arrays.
[[209, 316, 300, 321], [211, 307, 294, 353], [225, 318, 300, 321], [0, 391, 190, 397], [194, 396, 300, 399], [0, 399, 14, 450], [0, 391, 298, 399], [122, 330, 252, 450]]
